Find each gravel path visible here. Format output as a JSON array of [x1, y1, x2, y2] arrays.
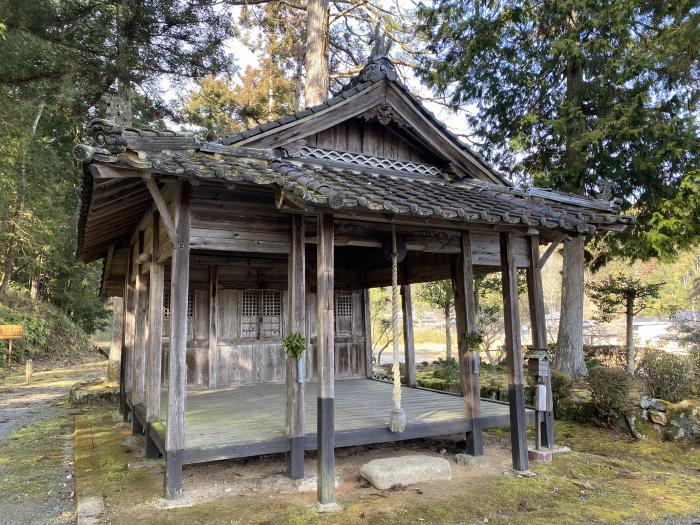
[[0, 360, 107, 524]]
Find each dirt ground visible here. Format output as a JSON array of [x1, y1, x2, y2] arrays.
[[0, 358, 107, 524]]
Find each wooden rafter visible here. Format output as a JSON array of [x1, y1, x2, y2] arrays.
[[143, 173, 177, 247]]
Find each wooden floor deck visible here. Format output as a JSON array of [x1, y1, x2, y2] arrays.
[[146, 379, 530, 465]]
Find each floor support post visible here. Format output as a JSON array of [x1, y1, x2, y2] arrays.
[[451, 231, 484, 455], [286, 213, 306, 479], [131, 231, 147, 435], [165, 182, 191, 498], [122, 243, 137, 421], [500, 232, 529, 472], [316, 212, 336, 506]]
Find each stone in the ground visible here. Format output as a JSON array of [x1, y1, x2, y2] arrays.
[[640, 396, 652, 409], [77, 495, 104, 525], [649, 410, 668, 426], [650, 398, 667, 412], [454, 453, 489, 467], [551, 445, 571, 454], [528, 447, 553, 462], [360, 455, 451, 490]]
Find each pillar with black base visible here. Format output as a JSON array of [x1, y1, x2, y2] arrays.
[[164, 182, 190, 498], [316, 212, 336, 506]]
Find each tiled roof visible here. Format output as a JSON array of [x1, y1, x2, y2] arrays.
[[76, 145, 632, 244], [220, 56, 508, 185]]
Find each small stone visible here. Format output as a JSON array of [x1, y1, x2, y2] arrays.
[[360, 455, 451, 490], [528, 448, 553, 462], [454, 454, 489, 468], [573, 480, 594, 490], [154, 494, 194, 509], [650, 399, 666, 412], [551, 445, 571, 455], [649, 410, 668, 426], [640, 396, 652, 409], [316, 502, 342, 513]]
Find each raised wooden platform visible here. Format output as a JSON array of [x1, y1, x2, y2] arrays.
[[145, 379, 531, 465]]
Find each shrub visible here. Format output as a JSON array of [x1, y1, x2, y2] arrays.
[[639, 351, 692, 403], [433, 357, 459, 383], [587, 366, 631, 427], [550, 370, 574, 416]]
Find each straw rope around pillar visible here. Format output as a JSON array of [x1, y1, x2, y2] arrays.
[[389, 223, 406, 432]]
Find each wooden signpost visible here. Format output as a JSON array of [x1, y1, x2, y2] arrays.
[[0, 324, 24, 366]]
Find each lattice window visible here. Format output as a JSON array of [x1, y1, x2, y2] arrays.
[[162, 290, 194, 340], [335, 293, 353, 335], [241, 290, 260, 339], [261, 290, 282, 338]]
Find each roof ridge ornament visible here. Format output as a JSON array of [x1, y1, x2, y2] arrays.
[[86, 119, 128, 154]]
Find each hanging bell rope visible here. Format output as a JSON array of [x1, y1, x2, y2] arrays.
[[389, 223, 406, 433]]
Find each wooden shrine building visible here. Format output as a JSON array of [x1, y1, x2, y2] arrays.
[[74, 55, 631, 502]]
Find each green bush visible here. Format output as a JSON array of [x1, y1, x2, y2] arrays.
[[639, 351, 692, 403], [550, 370, 574, 417], [587, 366, 631, 427], [433, 356, 459, 383]]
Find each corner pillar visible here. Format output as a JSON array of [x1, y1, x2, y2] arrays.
[[400, 284, 416, 388], [500, 232, 529, 472]]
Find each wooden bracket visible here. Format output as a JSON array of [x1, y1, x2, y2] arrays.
[[143, 173, 177, 247], [537, 233, 566, 269]]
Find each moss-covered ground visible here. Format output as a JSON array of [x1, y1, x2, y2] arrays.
[[75, 402, 700, 525]]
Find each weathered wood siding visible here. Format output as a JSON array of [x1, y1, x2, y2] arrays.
[[160, 259, 367, 388], [306, 118, 438, 164]]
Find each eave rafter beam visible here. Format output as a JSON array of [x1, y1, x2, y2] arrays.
[[143, 173, 177, 247]]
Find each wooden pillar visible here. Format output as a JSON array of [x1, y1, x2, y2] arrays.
[[286, 214, 306, 479], [119, 249, 133, 418], [207, 265, 218, 388], [132, 234, 148, 435], [122, 244, 136, 420], [363, 288, 373, 378], [316, 212, 335, 506], [526, 235, 555, 448], [145, 213, 164, 458], [500, 232, 529, 472], [106, 296, 123, 384], [165, 182, 191, 498], [451, 231, 483, 455], [400, 284, 416, 388]]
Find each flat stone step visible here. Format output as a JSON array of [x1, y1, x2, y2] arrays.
[[360, 455, 451, 490]]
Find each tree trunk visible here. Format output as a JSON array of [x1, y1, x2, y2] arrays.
[[445, 305, 452, 359], [115, 0, 133, 127], [107, 296, 124, 384], [625, 295, 635, 375], [0, 103, 45, 295], [555, 10, 587, 378], [304, 0, 329, 107], [555, 237, 587, 376]]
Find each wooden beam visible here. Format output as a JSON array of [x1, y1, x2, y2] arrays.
[[143, 173, 177, 247], [120, 244, 134, 419], [165, 182, 191, 498], [363, 288, 373, 378], [145, 212, 164, 459], [537, 233, 565, 269], [208, 265, 219, 388], [400, 284, 416, 388], [286, 214, 306, 479], [316, 212, 336, 505], [131, 232, 148, 435], [451, 231, 484, 455], [526, 236, 555, 448], [500, 232, 529, 472]]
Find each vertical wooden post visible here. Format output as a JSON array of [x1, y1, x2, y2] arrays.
[[132, 234, 148, 435], [400, 284, 416, 387], [286, 214, 306, 479], [526, 236, 554, 448], [500, 232, 529, 472], [208, 265, 218, 388], [25, 359, 32, 384], [106, 296, 123, 384], [145, 212, 164, 458], [122, 244, 135, 420], [451, 231, 484, 455], [363, 288, 373, 378], [165, 182, 190, 498], [316, 212, 335, 506]]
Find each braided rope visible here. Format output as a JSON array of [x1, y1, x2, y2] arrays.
[[389, 223, 406, 432]]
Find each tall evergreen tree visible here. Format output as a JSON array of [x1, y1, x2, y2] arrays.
[[417, 0, 700, 377]]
